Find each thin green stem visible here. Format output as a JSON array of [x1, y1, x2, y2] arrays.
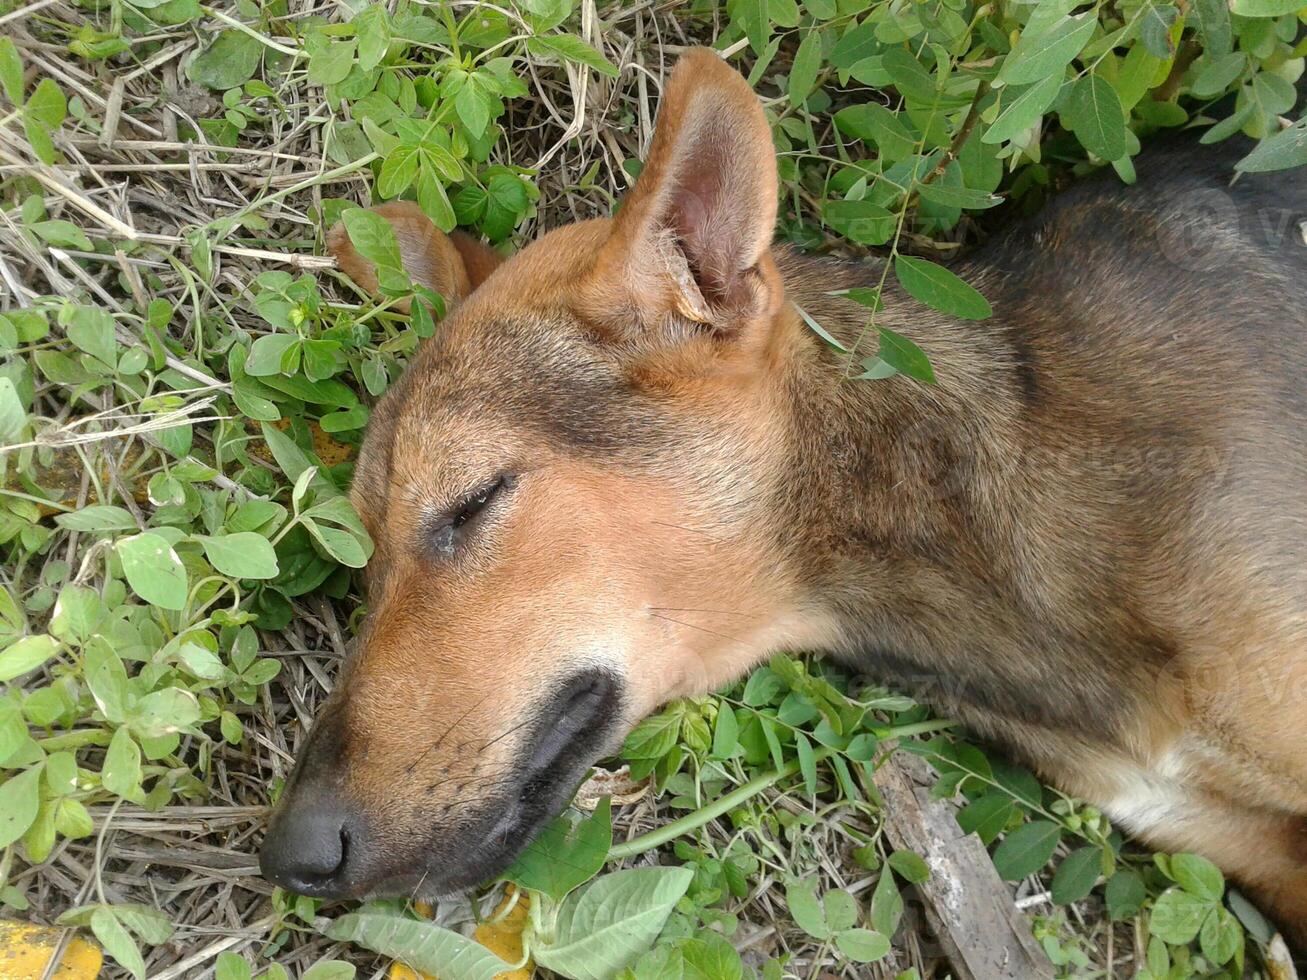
[[869, 717, 957, 740], [205, 153, 380, 237], [607, 716, 960, 859], [607, 748, 835, 860], [201, 6, 301, 57]]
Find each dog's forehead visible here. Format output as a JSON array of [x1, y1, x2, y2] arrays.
[[381, 312, 649, 477]]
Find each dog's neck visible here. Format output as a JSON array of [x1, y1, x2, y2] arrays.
[[774, 253, 1034, 661]]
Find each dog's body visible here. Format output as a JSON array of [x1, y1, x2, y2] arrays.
[[260, 50, 1307, 943], [785, 138, 1307, 932]]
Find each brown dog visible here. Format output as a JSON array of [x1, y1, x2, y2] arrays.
[[260, 48, 1307, 943]]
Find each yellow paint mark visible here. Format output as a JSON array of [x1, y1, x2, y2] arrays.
[[387, 890, 533, 980], [0, 920, 103, 979], [249, 420, 354, 469]]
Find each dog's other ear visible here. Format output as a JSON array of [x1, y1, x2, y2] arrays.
[[584, 48, 781, 342], [327, 201, 503, 313]]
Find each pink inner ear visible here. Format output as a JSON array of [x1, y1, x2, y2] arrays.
[[591, 48, 780, 335], [651, 90, 778, 318], [669, 152, 737, 308]]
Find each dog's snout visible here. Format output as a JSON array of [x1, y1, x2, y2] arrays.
[[259, 799, 356, 898]]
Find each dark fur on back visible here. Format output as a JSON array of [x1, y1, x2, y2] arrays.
[[776, 131, 1307, 759]]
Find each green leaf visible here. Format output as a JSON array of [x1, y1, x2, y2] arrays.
[[0, 634, 57, 682], [788, 29, 822, 105], [309, 40, 357, 86], [1227, 887, 1275, 944], [1192, 0, 1232, 57], [830, 20, 878, 70], [353, 5, 390, 72], [1236, 118, 1307, 174], [822, 199, 895, 245], [711, 704, 739, 759], [340, 208, 408, 293], [886, 849, 930, 884], [454, 81, 491, 139], [1050, 847, 1101, 904], [834, 103, 917, 162], [244, 334, 299, 377], [881, 48, 940, 106], [378, 145, 420, 199], [0, 701, 26, 761], [129, 687, 200, 738], [65, 305, 117, 368], [0, 765, 43, 848], [991, 820, 1060, 880], [1230, 0, 1304, 15], [503, 798, 611, 900], [117, 532, 189, 610], [304, 518, 370, 567], [84, 636, 128, 722], [482, 173, 530, 241], [915, 183, 1001, 210], [796, 731, 818, 795], [198, 532, 280, 579], [114, 904, 174, 944], [24, 78, 66, 128], [622, 709, 682, 759], [0, 37, 22, 105], [54, 505, 137, 532], [215, 951, 252, 980], [1139, 4, 1178, 58], [326, 911, 510, 980], [417, 162, 456, 234], [1199, 905, 1242, 965], [1063, 74, 1127, 161], [956, 792, 1016, 845], [1191, 52, 1246, 99], [301, 964, 356, 980], [30, 220, 93, 250], [870, 869, 903, 936], [525, 35, 619, 77], [187, 30, 262, 90], [785, 879, 829, 939], [91, 908, 146, 980], [894, 254, 991, 321], [176, 642, 224, 680], [1170, 852, 1224, 902], [1104, 869, 1146, 920], [533, 867, 694, 979], [54, 798, 94, 838], [259, 422, 317, 486], [835, 928, 891, 963], [997, 12, 1096, 87], [1149, 886, 1211, 944], [863, 327, 930, 384], [0, 377, 24, 443], [822, 888, 857, 932]]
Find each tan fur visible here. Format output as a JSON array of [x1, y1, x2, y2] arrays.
[[262, 48, 1307, 946]]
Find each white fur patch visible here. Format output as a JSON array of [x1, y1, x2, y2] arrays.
[[1100, 750, 1191, 836]]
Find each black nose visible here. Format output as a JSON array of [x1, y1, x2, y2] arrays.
[[259, 800, 356, 897]]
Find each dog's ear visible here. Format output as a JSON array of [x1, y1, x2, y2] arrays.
[[327, 201, 503, 313], [583, 48, 781, 344]]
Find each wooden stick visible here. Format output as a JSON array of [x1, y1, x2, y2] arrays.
[[873, 752, 1053, 980]]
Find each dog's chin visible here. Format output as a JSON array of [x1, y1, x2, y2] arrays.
[[356, 773, 594, 900]]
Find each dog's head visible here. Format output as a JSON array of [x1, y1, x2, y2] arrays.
[[259, 49, 838, 899]]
